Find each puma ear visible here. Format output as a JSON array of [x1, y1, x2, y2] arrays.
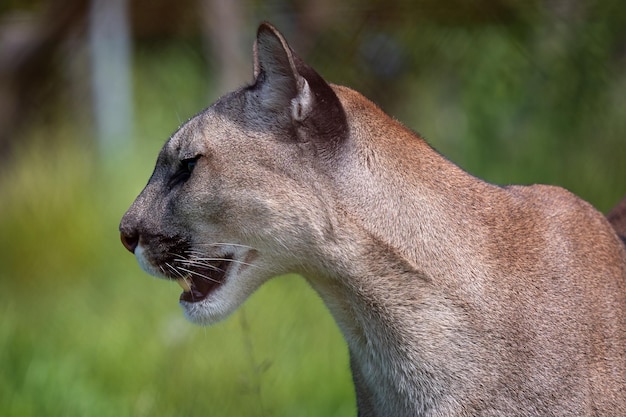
[[252, 22, 347, 152], [252, 22, 313, 122]]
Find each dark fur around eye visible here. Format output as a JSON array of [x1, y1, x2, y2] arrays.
[[169, 157, 199, 188]]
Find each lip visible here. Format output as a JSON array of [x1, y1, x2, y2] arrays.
[[176, 255, 233, 303]]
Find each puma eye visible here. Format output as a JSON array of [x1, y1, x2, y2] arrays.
[[183, 158, 197, 173], [169, 156, 199, 188]]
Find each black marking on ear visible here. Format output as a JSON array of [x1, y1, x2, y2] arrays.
[[607, 196, 626, 245], [291, 55, 348, 155]]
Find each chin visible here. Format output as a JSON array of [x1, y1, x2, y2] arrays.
[[180, 298, 235, 325]]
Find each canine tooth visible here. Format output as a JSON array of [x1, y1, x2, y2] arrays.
[[176, 278, 192, 292]]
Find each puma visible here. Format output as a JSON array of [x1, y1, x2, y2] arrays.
[[120, 23, 626, 416]]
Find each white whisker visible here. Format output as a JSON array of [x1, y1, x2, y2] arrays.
[[184, 257, 259, 269], [167, 252, 189, 262], [177, 267, 222, 283], [161, 245, 259, 285], [164, 262, 187, 278]]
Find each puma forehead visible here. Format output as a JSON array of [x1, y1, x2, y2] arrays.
[[120, 22, 626, 416]]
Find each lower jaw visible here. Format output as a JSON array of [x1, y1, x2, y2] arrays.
[[179, 283, 221, 303]]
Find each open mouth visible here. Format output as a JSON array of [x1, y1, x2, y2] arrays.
[[173, 255, 233, 303]]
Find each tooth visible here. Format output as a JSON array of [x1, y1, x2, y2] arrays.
[[176, 278, 192, 292]]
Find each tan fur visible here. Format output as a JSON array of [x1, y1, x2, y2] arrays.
[[120, 23, 626, 416]]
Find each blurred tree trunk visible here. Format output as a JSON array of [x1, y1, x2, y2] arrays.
[[200, 0, 248, 96], [89, 0, 133, 156]]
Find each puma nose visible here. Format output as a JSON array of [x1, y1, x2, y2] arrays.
[[120, 231, 139, 253]]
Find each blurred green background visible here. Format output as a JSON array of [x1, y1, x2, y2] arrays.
[[1, 1, 625, 416]]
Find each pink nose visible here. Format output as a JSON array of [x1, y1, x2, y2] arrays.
[[120, 231, 138, 253]]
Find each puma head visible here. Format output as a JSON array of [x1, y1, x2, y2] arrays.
[[119, 23, 349, 324]]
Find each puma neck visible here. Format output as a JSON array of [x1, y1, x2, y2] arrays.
[[305, 210, 476, 416], [299, 86, 496, 415], [329, 85, 499, 279]]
